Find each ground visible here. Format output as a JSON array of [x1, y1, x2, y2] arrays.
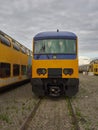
[[72, 74, 98, 130], [0, 74, 98, 130], [0, 84, 39, 130]]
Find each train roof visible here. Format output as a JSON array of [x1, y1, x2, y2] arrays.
[[0, 30, 32, 52], [90, 59, 98, 64], [34, 31, 77, 40]]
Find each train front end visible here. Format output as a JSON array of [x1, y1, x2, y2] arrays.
[[31, 31, 79, 97]]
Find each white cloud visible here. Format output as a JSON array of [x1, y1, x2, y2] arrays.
[[79, 56, 91, 65]]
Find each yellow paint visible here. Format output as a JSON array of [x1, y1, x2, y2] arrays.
[[93, 64, 98, 75], [0, 31, 32, 87], [32, 59, 79, 78], [0, 76, 28, 87]]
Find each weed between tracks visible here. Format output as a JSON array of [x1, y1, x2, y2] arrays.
[[66, 97, 80, 130], [69, 99, 94, 130], [75, 107, 97, 130], [69, 95, 94, 129], [0, 113, 11, 124]]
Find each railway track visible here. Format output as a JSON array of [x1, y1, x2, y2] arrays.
[[20, 98, 42, 130], [20, 97, 80, 130], [66, 97, 80, 130]]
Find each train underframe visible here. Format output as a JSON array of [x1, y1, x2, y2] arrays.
[[31, 78, 79, 97]]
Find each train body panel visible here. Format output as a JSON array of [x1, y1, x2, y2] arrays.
[[0, 75, 28, 87], [0, 43, 28, 65], [93, 64, 98, 75], [0, 30, 32, 89], [32, 59, 78, 78]]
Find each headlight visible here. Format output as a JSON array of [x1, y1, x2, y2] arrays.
[[37, 68, 47, 75], [63, 68, 73, 75]]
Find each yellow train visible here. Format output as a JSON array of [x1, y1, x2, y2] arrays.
[[0, 30, 32, 91], [79, 59, 98, 75], [31, 30, 79, 97], [89, 59, 98, 75]]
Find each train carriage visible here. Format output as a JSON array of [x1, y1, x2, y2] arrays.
[[31, 30, 79, 97], [89, 59, 98, 75], [0, 30, 32, 90]]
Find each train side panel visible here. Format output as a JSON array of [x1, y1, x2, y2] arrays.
[[0, 31, 32, 88]]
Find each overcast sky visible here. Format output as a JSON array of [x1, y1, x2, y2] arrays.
[[0, 0, 98, 58]]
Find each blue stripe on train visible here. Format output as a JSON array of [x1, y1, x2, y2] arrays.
[[34, 54, 76, 59]]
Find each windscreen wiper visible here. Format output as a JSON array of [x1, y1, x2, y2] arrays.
[[36, 45, 50, 59]]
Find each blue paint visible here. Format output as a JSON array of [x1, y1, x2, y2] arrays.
[[34, 31, 77, 40], [34, 54, 76, 60]]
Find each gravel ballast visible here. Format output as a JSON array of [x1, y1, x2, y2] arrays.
[[0, 74, 98, 130], [0, 83, 39, 130], [72, 74, 98, 130]]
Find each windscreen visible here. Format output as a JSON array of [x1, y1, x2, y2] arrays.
[[34, 39, 76, 54]]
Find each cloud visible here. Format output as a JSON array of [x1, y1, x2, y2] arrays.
[[0, 0, 98, 58], [79, 56, 91, 65]]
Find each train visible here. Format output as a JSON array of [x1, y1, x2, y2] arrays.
[[89, 59, 98, 75], [31, 30, 79, 97], [79, 59, 98, 75], [0, 30, 32, 91]]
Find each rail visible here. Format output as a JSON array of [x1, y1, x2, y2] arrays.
[[66, 97, 80, 130], [20, 98, 42, 130]]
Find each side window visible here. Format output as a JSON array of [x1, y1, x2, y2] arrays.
[[13, 42, 20, 51], [21, 65, 27, 75], [0, 35, 11, 47], [21, 47, 26, 54], [13, 64, 20, 76], [0, 63, 11, 78]]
